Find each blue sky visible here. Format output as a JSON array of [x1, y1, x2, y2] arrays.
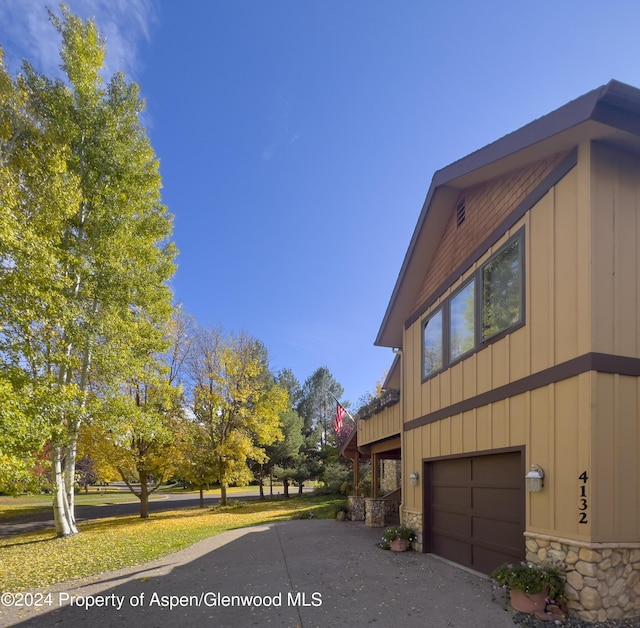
[[2, 1, 640, 407]]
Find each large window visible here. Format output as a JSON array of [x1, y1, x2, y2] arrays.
[[422, 231, 524, 381], [423, 308, 443, 378], [481, 237, 523, 340], [449, 280, 475, 361]]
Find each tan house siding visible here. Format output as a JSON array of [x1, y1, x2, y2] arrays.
[[403, 157, 590, 422], [588, 143, 640, 542], [591, 372, 640, 543], [401, 143, 640, 549], [412, 151, 569, 314], [591, 143, 640, 359], [403, 373, 592, 543], [403, 155, 596, 542], [357, 401, 401, 447]]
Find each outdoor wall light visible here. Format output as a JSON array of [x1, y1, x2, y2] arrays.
[[409, 472, 419, 487], [525, 465, 545, 492]]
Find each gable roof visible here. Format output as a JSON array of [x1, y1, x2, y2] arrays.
[[376, 79, 640, 348]]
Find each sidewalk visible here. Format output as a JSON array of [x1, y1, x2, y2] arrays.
[[0, 519, 515, 627]]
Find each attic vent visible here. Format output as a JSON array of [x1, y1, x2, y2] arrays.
[[456, 199, 466, 226]]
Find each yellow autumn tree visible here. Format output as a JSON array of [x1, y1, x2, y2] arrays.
[[187, 328, 287, 506], [0, 9, 176, 535]]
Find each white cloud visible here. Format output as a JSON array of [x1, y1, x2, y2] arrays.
[[261, 142, 278, 161], [0, 0, 156, 81], [260, 88, 301, 160]]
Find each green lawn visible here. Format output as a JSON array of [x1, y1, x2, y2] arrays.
[[0, 494, 344, 592]]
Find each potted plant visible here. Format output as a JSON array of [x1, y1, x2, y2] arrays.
[[380, 525, 417, 552], [489, 561, 566, 614]]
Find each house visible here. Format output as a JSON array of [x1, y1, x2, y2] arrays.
[[364, 80, 640, 622]]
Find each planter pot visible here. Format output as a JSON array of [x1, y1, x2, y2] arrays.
[[390, 537, 408, 552], [509, 589, 548, 614]]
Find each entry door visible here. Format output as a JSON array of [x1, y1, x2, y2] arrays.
[[425, 450, 524, 574]]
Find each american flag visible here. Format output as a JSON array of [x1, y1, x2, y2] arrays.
[[334, 402, 347, 433]]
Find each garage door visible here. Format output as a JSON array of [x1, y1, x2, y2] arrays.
[[425, 450, 524, 574]]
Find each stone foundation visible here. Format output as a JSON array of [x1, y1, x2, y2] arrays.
[[348, 495, 365, 522], [364, 498, 401, 527], [401, 508, 423, 552], [525, 533, 640, 622]]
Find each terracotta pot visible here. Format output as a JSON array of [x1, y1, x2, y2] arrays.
[[509, 588, 548, 614], [390, 537, 408, 552]]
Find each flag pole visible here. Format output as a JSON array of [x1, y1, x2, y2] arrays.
[[327, 391, 356, 424]]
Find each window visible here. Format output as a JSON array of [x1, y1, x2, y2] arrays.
[[421, 230, 524, 381], [423, 308, 443, 378], [449, 279, 475, 361], [481, 236, 523, 340]]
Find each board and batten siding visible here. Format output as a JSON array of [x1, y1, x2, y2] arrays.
[[591, 142, 640, 359], [403, 150, 602, 542], [358, 401, 402, 447], [589, 142, 640, 543]]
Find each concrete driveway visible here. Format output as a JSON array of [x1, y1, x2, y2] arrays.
[[0, 520, 515, 627]]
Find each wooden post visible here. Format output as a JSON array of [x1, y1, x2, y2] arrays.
[[353, 451, 360, 496], [372, 453, 379, 498]]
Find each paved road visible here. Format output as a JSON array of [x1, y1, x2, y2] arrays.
[[0, 489, 289, 537]]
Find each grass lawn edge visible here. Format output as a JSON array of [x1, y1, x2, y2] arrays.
[[0, 494, 345, 592]]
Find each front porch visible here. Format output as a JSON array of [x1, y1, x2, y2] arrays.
[[347, 489, 401, 527], [341, 420, 402, 527]]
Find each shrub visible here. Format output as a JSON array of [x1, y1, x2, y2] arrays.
[[321, 461, 351, 494]]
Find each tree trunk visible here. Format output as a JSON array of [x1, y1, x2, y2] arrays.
[[269, 470, 273, 498], [139, 469, 149, 518], [218, 456, 228, 506], [283, 479, 289, 498], [63, 435, 78, 530], [298, 482, 303, 495], [199, 486, 204, 508], [257, 465, 264, 500], [52, 445, 78, 537], [52, 315, 91, 537]]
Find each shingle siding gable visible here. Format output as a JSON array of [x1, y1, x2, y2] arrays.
[[411, 151, 569, 315]]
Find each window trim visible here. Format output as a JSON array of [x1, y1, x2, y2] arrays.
[[421, 228, 525, 383]]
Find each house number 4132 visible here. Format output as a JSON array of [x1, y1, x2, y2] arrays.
[[578, 471, 588, 524]]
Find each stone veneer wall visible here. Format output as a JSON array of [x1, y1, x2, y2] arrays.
[[402, 508, 423, 552], [380, 460, 402, 494], [364, 498, 401, 527], [348, 496, 365, 522], [365, 498, 385, 527], [525, 534, 640, 621]]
